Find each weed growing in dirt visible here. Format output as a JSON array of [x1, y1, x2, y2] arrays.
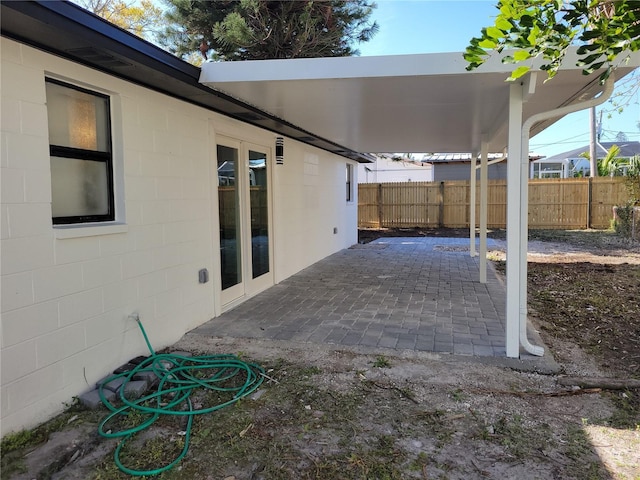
[[373, 355, 391, 368], [1, 400, 100, 477], [449, 388, 467, 402], [606, 390, 640, 429]]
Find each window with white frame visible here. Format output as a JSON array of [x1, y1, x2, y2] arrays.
[[45, 78, 114, 224], [346, 163, 354, 202]]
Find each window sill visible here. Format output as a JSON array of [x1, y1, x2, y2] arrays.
[[54, 223, 128, 239]]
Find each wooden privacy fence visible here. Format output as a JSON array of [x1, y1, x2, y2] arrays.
[[358, 177, 630, 230]]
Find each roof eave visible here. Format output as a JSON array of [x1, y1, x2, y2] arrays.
[[0, 0, 373, 163]]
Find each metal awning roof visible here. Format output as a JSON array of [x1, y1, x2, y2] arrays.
[[2, 1, 638, 161], [200, 51, 639, 154]]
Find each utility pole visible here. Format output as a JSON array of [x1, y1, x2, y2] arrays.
[[589, 106, 598, 177]]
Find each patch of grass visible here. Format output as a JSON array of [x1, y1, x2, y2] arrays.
[[565, 424, 594, 460], [1, 401, 101, 478], [409, 451, 429, 472], [493, 415, 527, 458], [414, 409, 455, 447], [562, 424, 609, 480], [606, 390, 640, 429], [312, 434, 405, 480], [528, 228, 626, 248], [1, 429, 36, 454], [0, 413, 77, 457], [179, 360, 418, 479], [299, 365, 322, 376], [449, 388, 467, 402], [373, 355, 391, 368], [0, 403, 87, 455], [490, 415, 555, 460], [0, 450, 28, 478], [103, 434, 187, 477]]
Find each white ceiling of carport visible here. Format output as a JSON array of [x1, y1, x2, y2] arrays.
[[199, 49, 639, 154]]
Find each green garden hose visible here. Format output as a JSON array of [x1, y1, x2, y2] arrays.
[[97, 319, 265, 476]]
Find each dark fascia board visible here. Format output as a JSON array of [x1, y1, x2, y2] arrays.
[[0, 1, 372, 163]]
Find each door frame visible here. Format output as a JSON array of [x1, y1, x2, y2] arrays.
[[215, 135, 274, 311]]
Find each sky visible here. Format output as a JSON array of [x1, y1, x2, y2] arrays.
[[356, 0, 640, 158]]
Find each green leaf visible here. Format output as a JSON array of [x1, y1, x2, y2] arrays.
[[467, 45, 486, 56], [582, 61, 605, 74], [577, 53, 604, 66], [513, 49, 531, 61], [582, 30, 601, 40], [519, 14, 534, 28], [499, 5, 514, 17], [479, 39, 497, 49], [508, 65, 531, 80], [527, 24, 540, 45], [486, 26, 504, 40], [463, 53, 481, 64], [576, 43, 600, 54], [496, 17, 513, 31]]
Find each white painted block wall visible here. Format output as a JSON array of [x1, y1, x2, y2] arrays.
[[0, 37, 358, 436], [0, 38, 217, 434]]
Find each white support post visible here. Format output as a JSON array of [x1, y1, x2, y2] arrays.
[[513, 74, 613, 358], [518, 121, 531, 356], [479, 141, 489, 283], [505, 83, 524, 358], [470, 154, 478, 257]]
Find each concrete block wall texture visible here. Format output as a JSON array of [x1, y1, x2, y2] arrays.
[[0, 37, 358, 436], [0, 38, 216, 435], [272, 146, 359, 282]]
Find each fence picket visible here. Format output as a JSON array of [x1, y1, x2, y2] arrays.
[[358, 177, 630, 229]]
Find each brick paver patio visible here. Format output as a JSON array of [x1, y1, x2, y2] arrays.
[[191, 237, 514, 357]]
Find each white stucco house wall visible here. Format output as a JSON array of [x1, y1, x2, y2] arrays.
[[357, 154, 433, 183], [0, 2, 366, 436]]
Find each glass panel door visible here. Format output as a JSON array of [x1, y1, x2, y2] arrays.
[[217, 144, 242, 291], [249, 149, 269, 279], [216, 141, 273, 308]]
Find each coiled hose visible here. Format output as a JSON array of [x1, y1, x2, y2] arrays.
[[97, 319, 264, 476]]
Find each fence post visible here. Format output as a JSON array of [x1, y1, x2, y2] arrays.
[[438, 181, 445, 228], [587, 177, 592, 229], [377, 183, 383, 228]]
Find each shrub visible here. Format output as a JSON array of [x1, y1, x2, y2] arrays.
[[613, 204, 634, 239]]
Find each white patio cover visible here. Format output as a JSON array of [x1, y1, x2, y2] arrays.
[[200, 49, 640, 357]]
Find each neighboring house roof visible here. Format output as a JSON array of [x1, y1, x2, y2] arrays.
[[0, 1, 373, 163], [421, 153, 542, 164], [369, 153, 432, 166], [541, 141, 640, 162], [422, 153, 506, 164]]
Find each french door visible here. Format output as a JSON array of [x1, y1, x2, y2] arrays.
[[217, 138, 273, 308]]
